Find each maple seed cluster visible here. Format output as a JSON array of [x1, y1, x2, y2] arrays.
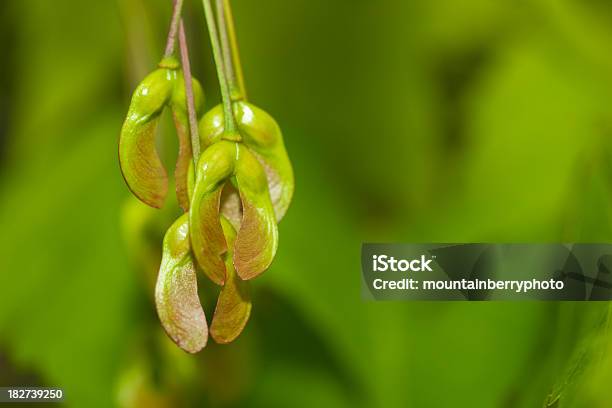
[[118, 0, 294, 353]]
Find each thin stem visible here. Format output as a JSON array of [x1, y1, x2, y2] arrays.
[[202, 0, 238, 134], [216, 0, 247, 101], [178, 20, 201, 167], [216, 0, 234, 98], [164, 0, 185, 57]]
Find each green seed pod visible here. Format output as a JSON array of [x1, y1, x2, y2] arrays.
[[233, 144, 278, 280], [189, 141, 237, 285], [210, 217, 252, 344], [119, 57, 205, 210], [119, 62, 176, 208], [199, 101, 294, 221], [189, 158, 243, 231], [186, 168, 252, 342], [198, 104, 224, 149], [188, 157, 241, 230], [190, 140, 278, 282], [155, 214, 208, 354]]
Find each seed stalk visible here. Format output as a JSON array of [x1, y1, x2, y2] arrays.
[[202, 0, 238, 135], [178, 21, 201, 168], [164, 0, 185, 57], [216, 0, 247, 101]]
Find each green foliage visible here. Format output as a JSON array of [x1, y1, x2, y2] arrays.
[[1, 0, 612, 407]]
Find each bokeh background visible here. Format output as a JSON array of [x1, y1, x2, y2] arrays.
[[2, 0, 612, 406]]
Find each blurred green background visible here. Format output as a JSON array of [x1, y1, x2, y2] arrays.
[[2, 0, 612, 406]]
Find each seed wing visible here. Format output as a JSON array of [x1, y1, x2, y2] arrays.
[[233, 145, 278, 280], [235, 101, 294, 221], [155, 214, 208, 353], [190, 141, 237, 285], [211, 217, 252, 343], [119, 68, 175, 208]]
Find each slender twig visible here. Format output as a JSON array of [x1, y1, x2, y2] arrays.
[[216, 0, 246, 101], [202, 0, 237, 134], [178, 20, 201, 167], [164, 0, 185, 57]]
